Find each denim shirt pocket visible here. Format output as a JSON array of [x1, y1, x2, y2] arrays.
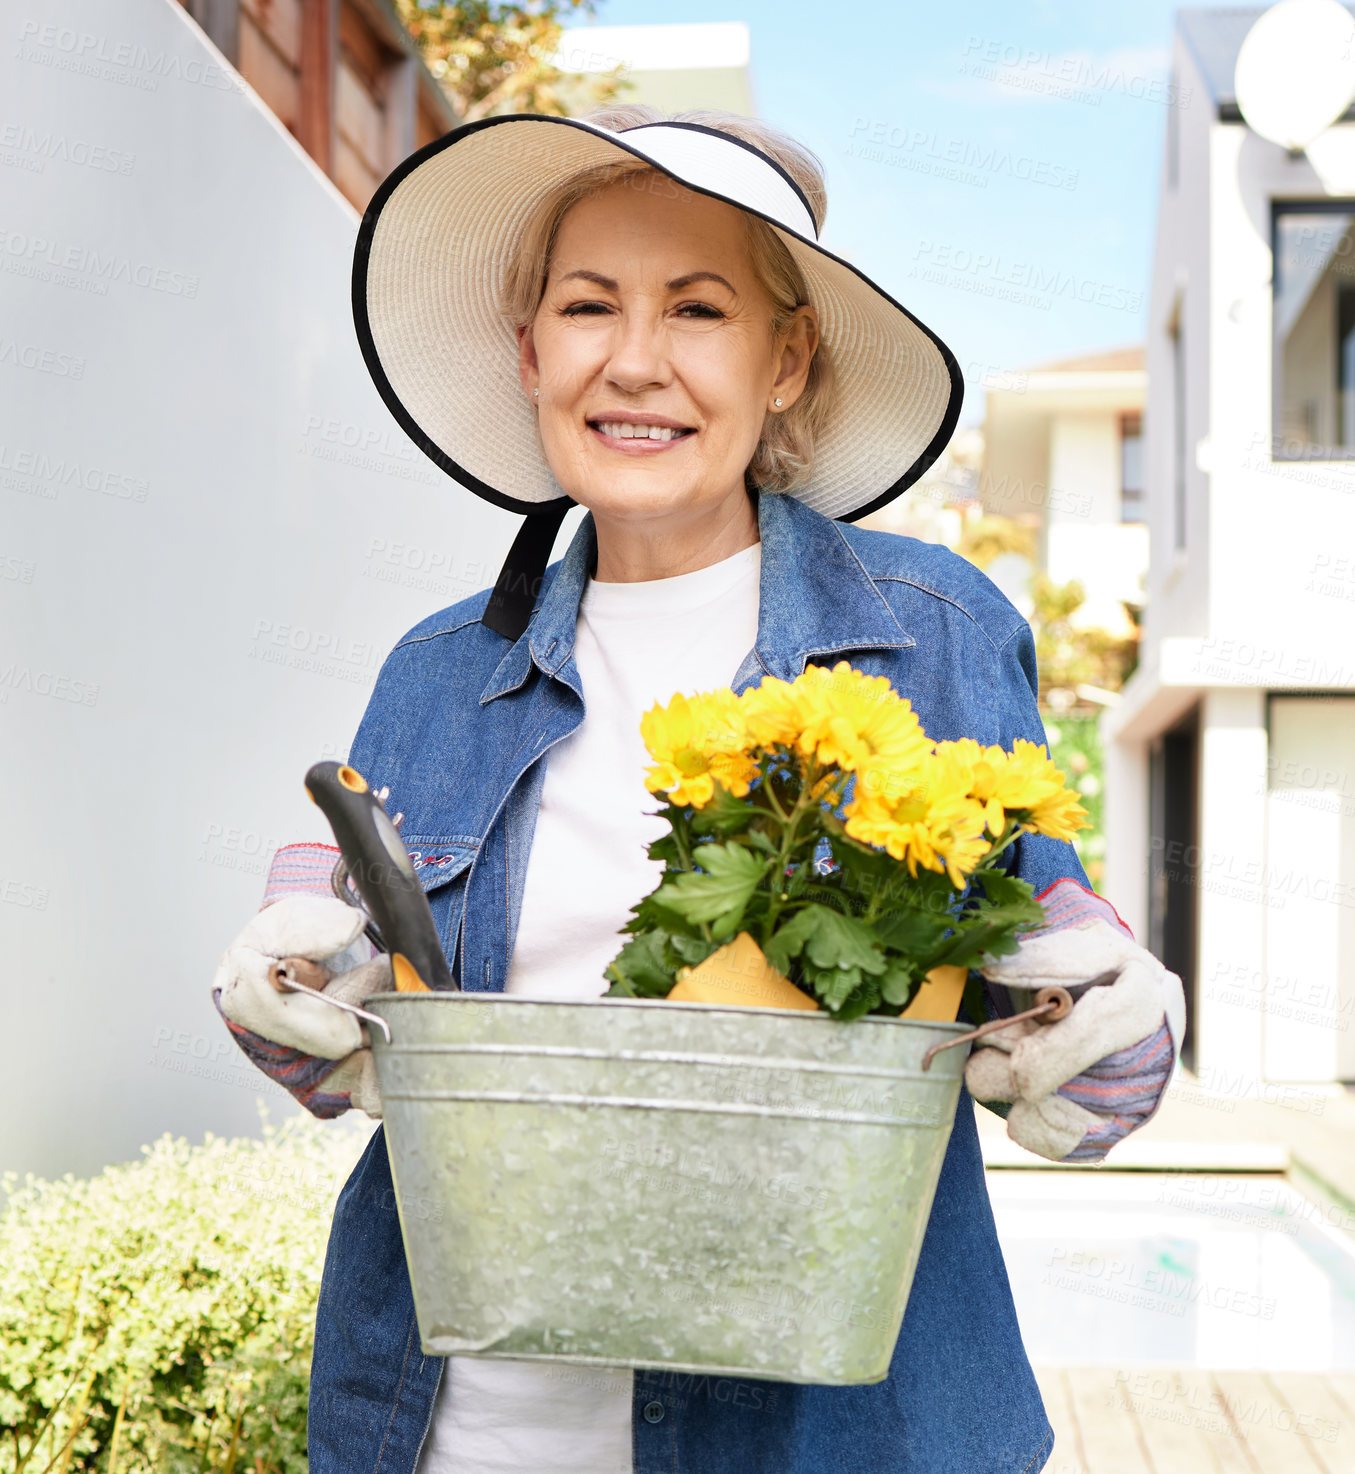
[[403, 836, 478, 984]]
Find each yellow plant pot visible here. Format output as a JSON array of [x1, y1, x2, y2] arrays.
[[665, 936, 968, 1022], [666, 932, 819, 1011], [897, 963, 968, 1022]]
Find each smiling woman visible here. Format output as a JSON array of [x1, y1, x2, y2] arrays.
[[213, 102, 1184, 1474], [501, 106, 837, 514], [516, 169, 819, 578]]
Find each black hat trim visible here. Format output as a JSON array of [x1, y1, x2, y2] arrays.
[[481, 501, 573, 642]]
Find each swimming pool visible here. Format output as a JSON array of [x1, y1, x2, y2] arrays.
[[988, 1172, 1355, 1370]]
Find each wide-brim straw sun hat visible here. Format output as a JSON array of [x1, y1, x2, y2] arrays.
[[352, 114, 962, 639]]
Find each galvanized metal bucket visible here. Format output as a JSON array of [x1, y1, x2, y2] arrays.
[[368, 993, 968, 1386]]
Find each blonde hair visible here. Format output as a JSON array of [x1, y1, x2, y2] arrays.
[[500, 105, 836, 494]]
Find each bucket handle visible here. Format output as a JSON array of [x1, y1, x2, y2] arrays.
[[267, 958, 393, 1045], [920, 985, 1072, 1072]]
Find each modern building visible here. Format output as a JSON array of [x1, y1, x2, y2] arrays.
[[1102, 7, 1355, 1086], [168, 6, 756, 210], [172, 0, 457, 209], [553, 22, 753, 116], [3, 0, 761, 1179], [981, 347, 1148, 639]]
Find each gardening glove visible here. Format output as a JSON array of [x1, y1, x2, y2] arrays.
[[965, 900, 1184, 1163], [214, 895, 392, 1115]]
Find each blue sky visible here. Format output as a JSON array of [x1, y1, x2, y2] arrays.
[[574, 1, 1241, 422]]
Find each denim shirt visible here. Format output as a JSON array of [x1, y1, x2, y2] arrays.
[[312, 490, 1078, 1474]]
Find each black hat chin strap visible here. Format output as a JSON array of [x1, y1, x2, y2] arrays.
[[481, 501, 572, 642]]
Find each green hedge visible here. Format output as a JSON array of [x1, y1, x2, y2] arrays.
[[1, 1117, 370, 1474]]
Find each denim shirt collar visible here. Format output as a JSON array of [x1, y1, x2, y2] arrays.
[[479, 490, 914, 705]]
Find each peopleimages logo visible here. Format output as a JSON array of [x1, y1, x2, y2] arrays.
[[0, 664, 100, 707], [15, 20, 244, 94], [0, 339, 84, 378], [848, 120, 1079, 192], [0, 443, 148, 501], [0, 228, 199, 298], [248, 619, 381, 686], [910, 241, 1143, 314], [957, 36, 1192, 110], [0, 122, 136, 175]]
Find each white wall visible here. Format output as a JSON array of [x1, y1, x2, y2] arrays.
[[1048, 411, 1120, 527], [1102, 35, 1212, 935], [1194, 689, 1269, 1085], [1264, 698, 1355, 1082], [1138, 33, 1214, 659], [1111, 34, 1355, 1086], [0, 0, 568, 1178], [1204, 125, 1355, 672]]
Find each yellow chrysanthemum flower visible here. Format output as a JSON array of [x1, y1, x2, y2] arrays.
[[738, 675, 805, 749], [843, 757, 991, 888], [992, 739, 1071, 808], [792, 661, 932, 778], [1023, 783, 1089, 843], [641, 690, 758, 808], [930, 736, 1087, 839]]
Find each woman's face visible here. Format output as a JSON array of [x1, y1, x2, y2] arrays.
[[518, 175, 817, 533]]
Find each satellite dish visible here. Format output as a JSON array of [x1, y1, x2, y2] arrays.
[[1235, 0, 1355, 150]]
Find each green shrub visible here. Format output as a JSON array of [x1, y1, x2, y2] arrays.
[[1043, 714, 1106, 889], [0, 1115, 371, 1474]]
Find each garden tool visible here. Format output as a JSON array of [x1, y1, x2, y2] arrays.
[[269, 763, 458, 1038]]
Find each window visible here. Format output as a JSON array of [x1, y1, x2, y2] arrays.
[[1148, 708, 1199, 1072], [1169, 306, 1186, 549], [335, 1, 399, 210], [1273, 202, 1355, 459], [1119, 411, 1144, 522]]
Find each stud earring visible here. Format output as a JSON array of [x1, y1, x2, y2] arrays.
[[532, 388, 539, 398], [773, 397, 784, 408]]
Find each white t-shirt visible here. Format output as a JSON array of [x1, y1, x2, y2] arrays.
[[418, 540, 762, 1474]]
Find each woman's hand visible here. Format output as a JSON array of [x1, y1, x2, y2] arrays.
[[214, 895, 392, 1059], [965, 918, 1185, 1161]]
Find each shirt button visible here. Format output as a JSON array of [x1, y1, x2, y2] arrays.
[[642, 1400, 665, 1424]]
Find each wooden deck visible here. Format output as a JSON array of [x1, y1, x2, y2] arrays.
[[1035, 1367, 1355, 1473]]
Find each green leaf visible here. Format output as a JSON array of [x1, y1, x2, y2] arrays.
[[973, 867, 1038, 909], [833, 977, 883, 1022], [604, 931, 678, 998], [879, 957, 921, 1008], [619, 887, 700, 939], [929, 921, 1013, 972], [693, 783, 756, 838], [645, 830, 686, 868], [873, 903, 952, 959], [765, 903, 887, 980], [918, 868, 1045, 972], [651, 842, 769, 939], [931, 906, 1044, 971], [829, 829, 898, 880], [800, 881, 857, 916], [670, 933, 719, 966], [802, 959, 864, 1011], [745, 829, 779, 856]]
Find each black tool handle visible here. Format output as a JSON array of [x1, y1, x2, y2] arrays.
[[304, 761, 457, 993]]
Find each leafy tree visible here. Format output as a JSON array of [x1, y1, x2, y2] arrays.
[[953, 511, 1036, 571], [393, 0, 625, 121], [1028, 573, 1139, 711], [946, 512, 1136, 895]]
